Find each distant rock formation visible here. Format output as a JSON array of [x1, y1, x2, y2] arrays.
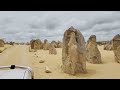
[[62, 26, 87, 75], [36, 39, 43, 49], [0, 39, 4, 47], [30, 39, 42, 49], [29, 47, 37, 52], [43, 39, 49, 50], [104, 44, 113, 50], [49, 43, 57, 55], [86, 35, 102, 64], [112, 34, 120, 63], [57, 41, 63, 48], [51, 40, 57, 48], [26, 42, 30, 45]]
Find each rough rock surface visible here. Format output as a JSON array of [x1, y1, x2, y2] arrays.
[[112, 34, 120, 63], [43, 39, 49, 50], [86, 35, 102, 64], [30, 39, 42, 49], [49, 44, 57, 55], [62, 26, 87, 75], [29, 47, 37, 52], [0, 39, 4, 47], [57, 41, 63, 48], [51, 41, 57, 48], [104, 43, 113, 50], [45, 66, 52, 73]]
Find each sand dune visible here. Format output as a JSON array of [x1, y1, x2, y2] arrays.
[[0, 45, 120, 79]]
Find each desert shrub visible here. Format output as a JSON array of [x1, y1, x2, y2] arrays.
[[9, 42, 14, 45]]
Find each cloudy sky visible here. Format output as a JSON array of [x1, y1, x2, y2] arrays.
[[0, 11, 120, 42]]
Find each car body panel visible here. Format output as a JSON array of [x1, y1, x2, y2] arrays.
[[0, 65, 34, 79]]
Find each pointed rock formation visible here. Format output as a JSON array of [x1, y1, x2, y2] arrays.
[[62, 26, 87, 75], [0, 39, 4, 47], [49, 43, 57, 55], [30, 39, 42, 50], [51, 40, 57, 48], [104, 44, 113, 50], [43, 39, 49, 50], [57, 41, 63, 48], [36, 39, 43, 49], [86, 35, 102, 64]]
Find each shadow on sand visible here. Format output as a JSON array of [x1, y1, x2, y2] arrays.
[[65, 69, 96, 78]]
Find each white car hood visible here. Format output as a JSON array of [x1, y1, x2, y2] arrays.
[[0, 69, 31, 79]]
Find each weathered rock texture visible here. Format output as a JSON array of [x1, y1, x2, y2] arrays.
[[51, 41, 57, 48], [0, 39, 4, 47], [62, 26, 87, 75], [57, 41, 63, 48], [49, 43, 57, 55], [43, 39, 49, 50], [45, 66, 52, 73], [36, 39, 43, 49], [104, 44, 113, 50], [30, 39, 42, 49], [112, 34, 120, 63], [86, 35, 102, 64], [29, 47, 37, 52], [39, 60, 45, 63]]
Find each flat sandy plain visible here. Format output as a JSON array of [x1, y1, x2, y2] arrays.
[[0, 45, 120, 79]]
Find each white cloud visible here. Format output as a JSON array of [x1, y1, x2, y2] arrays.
[[0, 11, 119, 42]]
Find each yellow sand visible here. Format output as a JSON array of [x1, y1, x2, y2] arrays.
[[0, 45, 12, 52], [0, 45, 120, 79]]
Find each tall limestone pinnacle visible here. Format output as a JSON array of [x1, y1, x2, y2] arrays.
[[112, 34, 120, 63], [62, 26, 87, 75], [86, 35, 102, 64]]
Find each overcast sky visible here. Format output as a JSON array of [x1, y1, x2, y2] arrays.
[[0, 11, 120, 42]]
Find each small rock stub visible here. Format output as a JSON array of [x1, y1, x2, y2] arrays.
[[45, 66, 52, 73], [39, 60, 45, 63]]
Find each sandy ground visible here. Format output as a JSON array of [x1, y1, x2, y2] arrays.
[[0, 45, 13, 52], [0, 45, 120, 79]]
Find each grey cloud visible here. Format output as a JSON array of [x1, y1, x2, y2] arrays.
[[91, 22, 120, 33], [4, 29, 20, 34], [29, 23, 41, 29], [80, 12, 120, 31], [0, 17, 13, 25], [28, 17, 61, 30], [44, 17, 61, 30], [42, 33, 63, 38], [0, 11, 120, 42]]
